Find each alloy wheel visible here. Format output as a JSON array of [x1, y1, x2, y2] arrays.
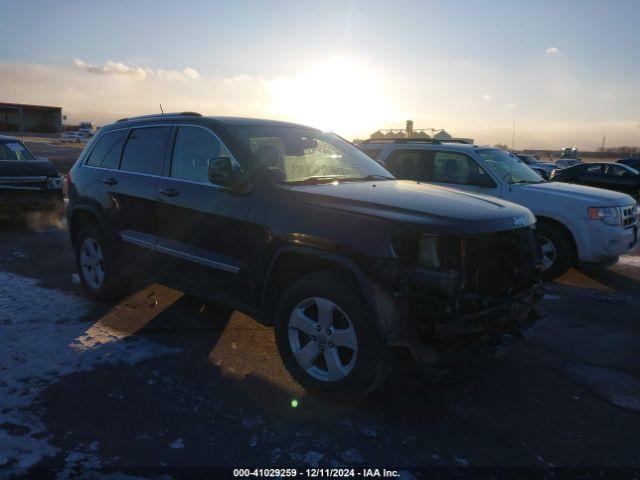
[[288, 297, 358, 382], [538, 234, 557, 271], [80, 237, 105, 289]]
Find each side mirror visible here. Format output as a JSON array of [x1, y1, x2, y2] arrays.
[[208, 157, 250, 193]]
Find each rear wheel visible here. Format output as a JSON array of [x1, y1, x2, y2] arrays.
[[274, 270, 392, 401], [536, 222, 572, 280], [75, 226, 130, 300]]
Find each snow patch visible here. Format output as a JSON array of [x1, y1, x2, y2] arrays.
[[303, 451, 324, 467], [0, 271, 181, 470], [169, 439, 184, 449], [618, 255, 640, 268], [564, 362, 640, 412]]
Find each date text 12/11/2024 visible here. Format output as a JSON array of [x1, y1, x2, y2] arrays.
[[233, 468, 401, 478]]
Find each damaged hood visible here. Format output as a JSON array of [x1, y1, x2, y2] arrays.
[[288, 180, 536, 234]]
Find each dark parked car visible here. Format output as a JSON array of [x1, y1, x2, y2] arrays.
[[554, 158, 582, 169], [516, 154, 555, 179], [550, 162, 640, 198], [67, 113, 541, 399], [617, 157, 640, 170], [0, 135, 64, 216]]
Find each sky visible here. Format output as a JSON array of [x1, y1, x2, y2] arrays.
[[1, 0, 639, 149]]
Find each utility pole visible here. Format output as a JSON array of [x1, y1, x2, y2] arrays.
[[601, 134, 606, 152]]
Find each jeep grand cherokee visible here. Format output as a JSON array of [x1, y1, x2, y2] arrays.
[[67, 113, 541, 399]]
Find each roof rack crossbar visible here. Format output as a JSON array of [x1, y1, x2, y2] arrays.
[[116, 112, 202, 123], [359, 138, 474, 145]]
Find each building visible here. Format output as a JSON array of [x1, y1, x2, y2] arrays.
[[0, 102, 63, 134], [366, 120, 473, 144]]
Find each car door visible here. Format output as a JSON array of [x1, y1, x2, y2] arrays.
[[154, 124, 252, 304], [575, 164, 605, 187], [603, 164, 639, 196], [108, 125, 170, 271]]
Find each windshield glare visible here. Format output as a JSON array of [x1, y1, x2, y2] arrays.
[[479, 149, 544, 184], [0, 140, 35, 161], [230, 126, 394, 184]]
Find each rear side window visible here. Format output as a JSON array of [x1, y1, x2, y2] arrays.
[[432, 152, 490, 185], [120, 126, 170, 175], [85, 130, 126, 169], [171, 126, 231, 183], [360, 147, 382, 160], [384, 150, 426, 180], [0, 141, 35, 161], [586, 164, 604, 173]]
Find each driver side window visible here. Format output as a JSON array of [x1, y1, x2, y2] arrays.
[[432, 152, 493, 186], [171, 126, 232, 183]]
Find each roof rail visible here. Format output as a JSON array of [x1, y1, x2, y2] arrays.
[[359, 138, 474, 145], [116, 112, 202, 123]]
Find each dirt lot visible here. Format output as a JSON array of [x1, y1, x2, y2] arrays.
[[1, 216, 639, 476]]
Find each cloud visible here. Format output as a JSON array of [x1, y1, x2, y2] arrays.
[[506, 103, 517, 109], [545, 47, 560, 55], [482, 94, 491, 101], [73, 58, 199, 81]]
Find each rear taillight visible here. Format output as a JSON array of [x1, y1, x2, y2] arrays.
[[64, 172, 72, 196]]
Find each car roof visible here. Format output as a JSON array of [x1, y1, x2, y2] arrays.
[[359, 141, 483, 153], [104, 113, 318, 132]]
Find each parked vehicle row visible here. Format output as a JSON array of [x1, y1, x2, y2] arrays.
[[60, 131, 91, 144], [515, 154, 555, 180], [551, 162, 640, 199], [0, 135, 64, 216], [358, 139, 639, 280], [66, 113, 544, 399]]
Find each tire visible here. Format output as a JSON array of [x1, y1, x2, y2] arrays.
[[75, 225, 130, 300], [274, 270, 392, 401], [536, 222, 572, 280]]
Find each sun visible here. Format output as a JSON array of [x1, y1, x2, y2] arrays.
[[268, 57, 394, 139]]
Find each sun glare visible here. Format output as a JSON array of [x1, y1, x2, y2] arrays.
[[268, 58, 394, 138]]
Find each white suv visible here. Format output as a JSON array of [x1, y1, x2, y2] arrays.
[[359, 139, 639, 279]]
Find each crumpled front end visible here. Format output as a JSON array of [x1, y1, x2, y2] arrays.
[[377, 226, 542, 361]]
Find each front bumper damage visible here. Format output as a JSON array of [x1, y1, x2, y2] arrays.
[[370, 227, 543, 363]]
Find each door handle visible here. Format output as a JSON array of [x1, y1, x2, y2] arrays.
[[102, 177, 118, 186], [158, 187, 180, 198]]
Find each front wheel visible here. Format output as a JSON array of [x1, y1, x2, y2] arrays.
[[274, 270, 392, 401], [536, 223, 572, 280]]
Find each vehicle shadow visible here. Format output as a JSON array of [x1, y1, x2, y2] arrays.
[[556, 265, 640, 298], [28, 279, 640, 469]]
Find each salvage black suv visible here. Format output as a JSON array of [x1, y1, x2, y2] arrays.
[[67, 113, 541, 399]]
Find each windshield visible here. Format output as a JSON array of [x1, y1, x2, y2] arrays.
[[478, 149, 544, 184], [0, 140, 35, 161], [229, 126, 394, 184]]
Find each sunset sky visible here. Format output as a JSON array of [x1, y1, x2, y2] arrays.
[[1, 0, 639, 149]]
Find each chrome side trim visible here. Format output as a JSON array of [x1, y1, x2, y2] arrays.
[[156, 244, 240, 274], [120, 234, 155, 250], [83, 164, 163, 179]]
